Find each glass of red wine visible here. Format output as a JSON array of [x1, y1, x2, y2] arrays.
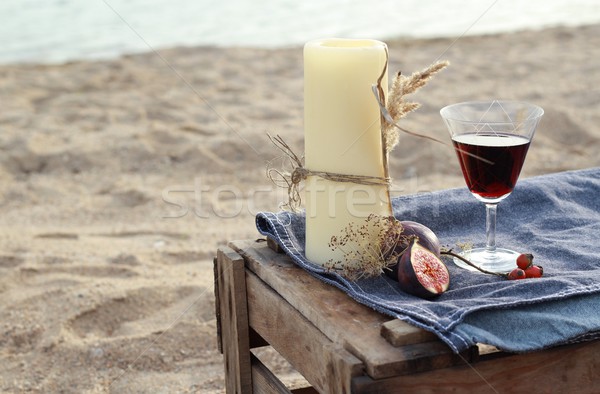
[[440, 100, 544, 273]]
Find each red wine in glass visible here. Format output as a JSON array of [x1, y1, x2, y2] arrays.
[[441, 100, 543, 273], [452, 133, 530, 200]]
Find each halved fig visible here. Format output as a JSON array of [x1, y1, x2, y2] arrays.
[[397, 238, 450, 299]]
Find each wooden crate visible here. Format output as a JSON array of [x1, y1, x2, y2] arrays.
[[214, 239, 600, 393]]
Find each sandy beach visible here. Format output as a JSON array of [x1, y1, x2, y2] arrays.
[[1, 24, 599, 392]]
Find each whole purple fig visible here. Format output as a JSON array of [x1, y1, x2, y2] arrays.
[[385, 221, 441, 280]]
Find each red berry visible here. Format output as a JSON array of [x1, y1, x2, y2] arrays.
[[525, 265, 543, 278], [516, 253, 533, 270], [507, 268, 527, 280]]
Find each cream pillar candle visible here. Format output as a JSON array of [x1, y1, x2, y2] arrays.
[[304, 38, 392, 266]]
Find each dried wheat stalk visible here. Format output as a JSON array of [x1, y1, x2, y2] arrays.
[[383, 60, 450, 154]]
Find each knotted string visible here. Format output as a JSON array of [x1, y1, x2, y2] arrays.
[[267, 134, 391, 212]]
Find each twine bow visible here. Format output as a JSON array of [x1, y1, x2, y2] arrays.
[[267, 134, 391, 212]]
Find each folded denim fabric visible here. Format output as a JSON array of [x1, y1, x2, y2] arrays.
[[256, 167, 600, 353]]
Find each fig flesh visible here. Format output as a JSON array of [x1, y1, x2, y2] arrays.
[[385, 221, 441, 280], [397, 238, 449, 299]]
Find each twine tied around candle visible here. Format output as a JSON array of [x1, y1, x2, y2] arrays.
[[267, 134, 391, 212], [266, 53, 463, 212]]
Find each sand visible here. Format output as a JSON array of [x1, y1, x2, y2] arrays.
[[0, 24, 599, 392]]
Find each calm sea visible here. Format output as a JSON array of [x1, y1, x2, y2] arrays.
[[2, 0, 600, 64]]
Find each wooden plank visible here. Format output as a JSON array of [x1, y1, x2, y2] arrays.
[[213, 256, 223, 354], [290, 388, 319, 394], [249, 327, 270, 349], [266, 237, 284, 253], [351, 339, 600, 393], [216, 247, 252, 393], [230, 240, 474, 379], [380, 319, 438, 347], [251, 353, 292, 394], [251, 354, 317, 394], [246, 270, 364, 393], [251, 354, 319, 394]]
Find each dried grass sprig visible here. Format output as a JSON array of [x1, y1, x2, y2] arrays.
[[394, 61, 449, 97], [383, 60, 450, 153]]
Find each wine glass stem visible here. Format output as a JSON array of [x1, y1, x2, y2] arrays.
[[485, 203, 497, 253]]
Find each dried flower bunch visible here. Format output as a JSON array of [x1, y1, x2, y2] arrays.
[[324, 214, 414, 280], [383, 60, 450, 154]]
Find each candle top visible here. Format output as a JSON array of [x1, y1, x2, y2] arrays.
[[305, 38, 387, 51]]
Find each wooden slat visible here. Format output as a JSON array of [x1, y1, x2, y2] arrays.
[[230, 240, 474, 379], [266, 237, 284, 254], [380, 319, 438, 347], [351, 339, 600, 393], [251, 355, 319, 394], [216, 247, 252, 393], [213, 256, 223, 354], [251, 353, 292, 394], [290, 388, 319, 394], [249, 327, 270, 349], [246, 269, 364, 393]]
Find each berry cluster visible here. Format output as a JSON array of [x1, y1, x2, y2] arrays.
[[507, 253, 543, 280]]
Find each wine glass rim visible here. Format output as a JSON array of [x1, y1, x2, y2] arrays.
[[440, 100, 544, 124]]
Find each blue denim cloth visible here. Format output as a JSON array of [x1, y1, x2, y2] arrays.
[[256, 168, 600, 353]]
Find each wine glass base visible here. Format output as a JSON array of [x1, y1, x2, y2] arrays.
[[453, 248, 520, 274]]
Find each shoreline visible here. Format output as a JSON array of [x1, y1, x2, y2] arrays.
[[3, 22, 599, 67]]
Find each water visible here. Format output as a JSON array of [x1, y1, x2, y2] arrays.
[[2, 0, 600, 64]]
